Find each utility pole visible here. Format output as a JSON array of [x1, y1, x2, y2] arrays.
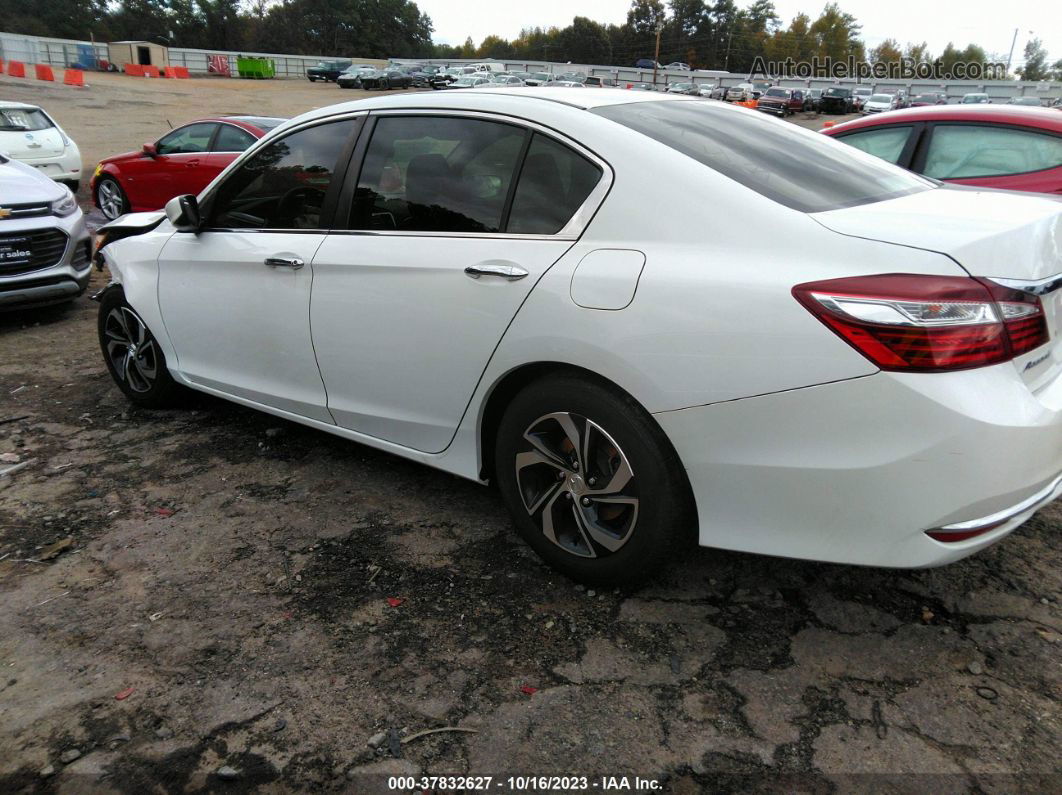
[[724, 26, 734, 72], [652, 23, 663, 86], [1005, 27, 1018, 72]]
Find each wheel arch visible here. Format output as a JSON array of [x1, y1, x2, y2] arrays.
[[475, 361, 692, 503]]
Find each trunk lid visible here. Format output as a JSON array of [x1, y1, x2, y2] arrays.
[[814, 186, 1062, 392], [0, 127, 66, 159]]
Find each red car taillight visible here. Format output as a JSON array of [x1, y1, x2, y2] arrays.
[[792, 274, 1048, 372]]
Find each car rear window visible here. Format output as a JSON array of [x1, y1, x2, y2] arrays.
[[593, 100, 932, 212], [0, 107, 53, 131]]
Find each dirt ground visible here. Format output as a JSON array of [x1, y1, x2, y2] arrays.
[[1, 72, 1060, 793]]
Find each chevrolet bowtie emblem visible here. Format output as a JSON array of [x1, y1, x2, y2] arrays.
[[0, 208, 11, 219]]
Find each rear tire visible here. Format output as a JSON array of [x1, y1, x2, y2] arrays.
[[98, 287, 186, 408], [495, 374, 694, 586]]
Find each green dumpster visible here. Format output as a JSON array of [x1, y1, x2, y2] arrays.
[[236, 56, 275, 79]]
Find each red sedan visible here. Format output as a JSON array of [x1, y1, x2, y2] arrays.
[[91, 116, 286, 219], [822, 104, 1062, 194]]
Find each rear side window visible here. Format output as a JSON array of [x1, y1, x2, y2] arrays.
[[208, 119, 355, 230], [923, 125, 1062, 179], [213, 124, 256, 152], [350, 116, 526, 233], [508, 134, 602, 235], [157, 123, 217, 155], [593, 101, 931, 212], [836, 125, 914, 164]]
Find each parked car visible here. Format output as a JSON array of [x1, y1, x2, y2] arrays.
[[823, 104, 1062, 193], [307, 59, 352, 82], [697, 84, 719, 99], [468, 62, 505, 74], [442, 76, 492, 89], [490, 75, 526, 87], [961, 93, 991, 104], [336, 64, 378, 88], [0, 152, 91, 309], [0, 102, 82, 191], [750, 80, 772, 99], [805, 88, 823, 111], [552, 81, 586, 88], [359, 69, 414, 90], [755, 87, 806, 117], [583, 76, 615, 88], [634, 58, 661, 70], [665, 82, 698, 95], [523, 72, 555, 87], [819, 86, 855, 113], [1008, 97, 1042, 107], [629, 83, 657, 91], [852, 86, 872, 110], [95, 90, 1062, 584], [861, 93, 901, 114], [725, 83, 754, 102], [91, 116, 285, 220], [664, 62, 690, 71], [910, 92, 947, 107]]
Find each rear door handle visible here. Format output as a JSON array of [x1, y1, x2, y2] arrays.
[[265, 256, 304, 270], [464, 263, 528, 281], [186, 159, 200, 167]]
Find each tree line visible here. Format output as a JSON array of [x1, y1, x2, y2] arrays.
[[2, 0, 1059, 79]]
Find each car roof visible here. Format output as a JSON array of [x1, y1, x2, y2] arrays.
[[289, 87, 687, 124], [824, 103, 1062, 134], [0, 101, 41, 110]]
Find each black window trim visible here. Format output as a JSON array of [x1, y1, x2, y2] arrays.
[[330, 109, 614, 241], [195, 113, 365, 234], [911, 120, 1062, 179]]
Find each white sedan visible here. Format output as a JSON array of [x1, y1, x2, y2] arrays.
[[94, 88, 1062, 584], [0, 102, 82, 190]]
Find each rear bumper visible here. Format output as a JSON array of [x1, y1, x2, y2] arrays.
[[655, 364, 1062, 567]]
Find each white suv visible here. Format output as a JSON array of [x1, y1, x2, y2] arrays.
[[0, 154, 91, 310], [0, 102, 82, 191]]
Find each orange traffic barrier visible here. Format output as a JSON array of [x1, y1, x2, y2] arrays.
[[8, 60, 26, 78], [64, 68, 85, 87], [823, 120, 835, 128], [124, 63, 144, 76], [143, 65, 160, 78], [35, 64, 55, 81], [175, 66, 190, 79], [163, 66, 179, 78], [0, 60, 5, 74]]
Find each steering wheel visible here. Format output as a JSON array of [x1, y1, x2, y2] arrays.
[[276, 185, 326, 221]]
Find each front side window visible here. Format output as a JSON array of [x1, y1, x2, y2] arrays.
[[836, 126, 913, 164], [213, 124, 256, 152], [350, 116, 526, 233], [157, 123, 217, 155], [923, 124, 1062, 179], [208, 119, 356, 230], [593, 101, 931, 212]]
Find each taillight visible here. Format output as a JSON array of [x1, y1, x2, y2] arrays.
[[792, 274, 1048, 372]]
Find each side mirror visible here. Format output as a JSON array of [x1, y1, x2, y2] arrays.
[[142, 142, 158, 157], [165, 194, 202, 233]]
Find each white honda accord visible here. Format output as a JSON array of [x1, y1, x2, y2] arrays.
[[94, 89, 1062, 583]]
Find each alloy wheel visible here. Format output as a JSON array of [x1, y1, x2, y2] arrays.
[[97, 181, 124, 220], [515, 412, 639, 559], [103, 307, 158, 393]]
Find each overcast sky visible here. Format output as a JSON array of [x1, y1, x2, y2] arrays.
[[423, 0, 1062, 69]]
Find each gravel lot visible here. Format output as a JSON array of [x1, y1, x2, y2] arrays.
[[1, 72, 1060, 792]]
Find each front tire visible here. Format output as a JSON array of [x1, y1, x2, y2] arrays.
[[495, 374, 693, 586], [98, 288, 185, 408], [95, 176, 128, 221]]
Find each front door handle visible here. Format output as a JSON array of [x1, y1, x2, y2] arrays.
[[464, 263, 528, 281], [265, 256, 305, 270], [186, 159, 200, 168]]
